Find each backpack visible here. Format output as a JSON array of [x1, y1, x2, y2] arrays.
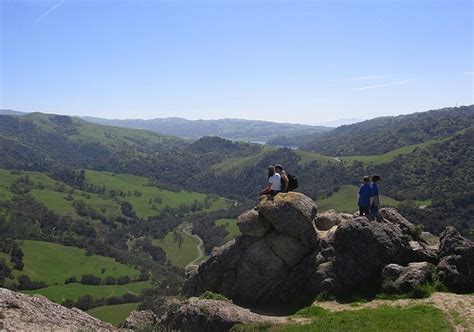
[[284, 172, 298, 191]]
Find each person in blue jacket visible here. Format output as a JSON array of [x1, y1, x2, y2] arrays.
[[370, 174, 382, 217], [357, 176, 371, 216]]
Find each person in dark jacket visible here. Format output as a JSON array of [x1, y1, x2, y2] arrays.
[[357, 176, 371, 216]]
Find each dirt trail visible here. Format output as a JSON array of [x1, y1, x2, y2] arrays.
[[314, 292, 474, 331], [182, 225, 205, 271]]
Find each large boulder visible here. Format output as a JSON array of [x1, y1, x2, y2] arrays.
[[332, 217, 413, 290], [382, 262, 434, 293], [436, 227, 474, 292], [256, 192, 319, 249], [314, 210, 353, 231], [157, 298, 286, 332], [237, 208, 272, 237]]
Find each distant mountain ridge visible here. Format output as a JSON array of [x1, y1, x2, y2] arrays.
[[81, 116, 332, 142]]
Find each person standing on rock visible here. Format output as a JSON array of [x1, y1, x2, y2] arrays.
[[259, 165, 281, 196], [357, 176, 371, 216], [370, 174, 382, 218], [275, 164, 289, 193]]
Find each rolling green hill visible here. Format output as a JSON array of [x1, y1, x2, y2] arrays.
[[87, 302, 140, 327]]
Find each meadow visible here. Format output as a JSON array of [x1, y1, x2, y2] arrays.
[[87, 302, 140, 327], [85, 170, 230, 219], [152, 225, 201, 268], [215, 218, 240, 242], [15, 240, 138, 285]]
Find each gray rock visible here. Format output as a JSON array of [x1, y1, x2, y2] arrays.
[[237, 208, 272, 237], [332, 216, 413, 290], [257, 192, 319, 249], [380, 208, 417, 236], [0, 288, 115, 331], [314, 210, 346, 231], [419, 231, 440, 247], [382, 262, 434, 293], [436, 227, 474, 292], [157, 297, 286, 332], [408, 240, 438, 264], [265, 231, 309, 268], [123, 309, 157, 329]]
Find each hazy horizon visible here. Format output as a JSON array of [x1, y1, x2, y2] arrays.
[[1, 0, 472, 123]]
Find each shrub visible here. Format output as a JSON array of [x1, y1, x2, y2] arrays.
[[199, 291, 229, 301]]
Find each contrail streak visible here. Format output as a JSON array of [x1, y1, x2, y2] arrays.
[[352, 80, 409, 91], [36, 0, 65, 23]]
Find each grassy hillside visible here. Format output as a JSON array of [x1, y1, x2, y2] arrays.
[[236, 305, 452, 331], [16, 240, 138, 285], [0, 169, 121, 218], [340, 140, 438, 165], [87, 302, 140, 327], [316, 185, 403, 213]]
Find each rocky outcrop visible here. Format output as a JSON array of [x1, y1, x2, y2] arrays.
[[122, 309, 157, 330], [436, 226, 474, 292], [382, 262, 434, 293], [184, 193, 469, 308], [0, 287, 115, 331], [157, 297, 286, 332]]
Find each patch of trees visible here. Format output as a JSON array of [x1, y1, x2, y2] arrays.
[[62, 292, 141, 311], [16, 275, 47, 290], [0, 259, 13, 287]]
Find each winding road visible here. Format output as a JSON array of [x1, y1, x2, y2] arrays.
[[182, 225, 205, 271]]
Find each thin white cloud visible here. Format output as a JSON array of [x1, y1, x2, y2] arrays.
[[330, 75, 392, 82], [352, 80, 409, 91], [461, 71, 474, 75], [36, 0, 65, 23]]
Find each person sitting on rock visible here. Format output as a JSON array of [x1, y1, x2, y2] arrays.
[[370, 174, 382, 218], [275, 164, 289, 193], [259, 165, 281, 196], [357, 176, 371, 216]]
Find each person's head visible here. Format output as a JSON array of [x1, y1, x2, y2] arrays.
[[372, 174, 381, 182], [267, 165, 275, 177], [275, 164, 283, 174], [363, 176, 370, 183]]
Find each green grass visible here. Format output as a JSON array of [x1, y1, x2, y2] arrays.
[[15, 240, 138, 285], [23, 281, 151, 302], [152, 226, 200, 268], [340, 140, 439, 165], [233, 305, 452, 331], [215, 218, 240, 242], [87, 302, 140, 327], [317, 185, 402, 213], [85, 170, 230, 219], [0, 252, 11, 267]]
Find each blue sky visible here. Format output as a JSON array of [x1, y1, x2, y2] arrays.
[[1, 0, 472, 124]]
